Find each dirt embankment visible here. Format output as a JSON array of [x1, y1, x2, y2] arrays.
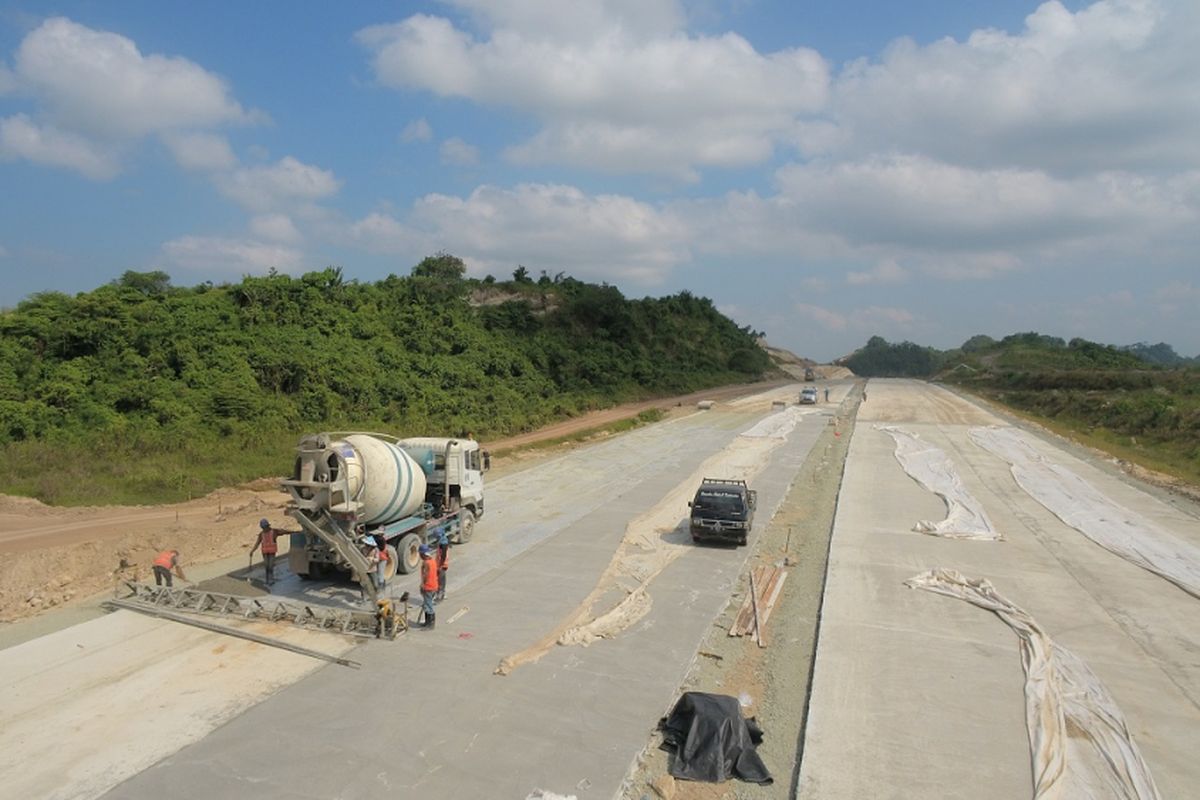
[[0, 489, 287, 622]]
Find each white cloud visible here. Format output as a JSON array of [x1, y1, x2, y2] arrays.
[[1, 17, 258, 178], [439, 137, 479, 166], [13, 18, 254, 139], [160, 235, 302, 274], [249, 214, 302, 244], [847, 258, 909, 285], [814, 0, 1200, 176], [794, 302, 917, 333], [400, 118, 432, 142], [162, 131, 236, 171], [351, 182, 690, 284], [447, 0, 685, 43], [0, 113, 118, 178], [216, 156, 341, 212], [357, 9, 828, 177]]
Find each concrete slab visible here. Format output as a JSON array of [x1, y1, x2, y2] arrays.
[[798, 379, 1200, 799], [95, 404, 826, 799]]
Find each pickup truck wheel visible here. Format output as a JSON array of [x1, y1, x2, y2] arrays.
[[738, 534, 748, 546], [454, 510, 475, 544], [397, 533, 421, 574]]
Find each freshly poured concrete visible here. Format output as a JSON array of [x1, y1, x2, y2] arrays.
[[797, 380, 1200, 798]]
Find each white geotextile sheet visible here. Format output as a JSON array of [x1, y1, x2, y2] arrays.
[[906, 569, 1161, 800], [877, 425, 1000, 540], [970, 426, 1200, 599]]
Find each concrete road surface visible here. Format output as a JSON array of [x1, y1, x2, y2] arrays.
[[67, 386, 831, 799], [798, 379, 1200, 798]]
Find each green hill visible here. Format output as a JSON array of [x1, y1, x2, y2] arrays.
[[842, 332, 1199, 484], [0, 255, 770, 504]]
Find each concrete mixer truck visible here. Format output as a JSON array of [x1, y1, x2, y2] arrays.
[[280, 432, 487, 602]]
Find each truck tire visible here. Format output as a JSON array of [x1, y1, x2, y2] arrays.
[[397, 533, 421, 574], [454, 509, 475, 544], [382, 545, 399, 580], [303, 562, 325, 580]]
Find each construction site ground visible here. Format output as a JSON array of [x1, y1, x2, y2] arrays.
[[1, 375, 1197, 800]]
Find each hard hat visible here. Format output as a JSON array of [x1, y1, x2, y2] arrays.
[[418, 544, 432, 556], [259, 519, 270, 529], [438, 532, 449, 545]]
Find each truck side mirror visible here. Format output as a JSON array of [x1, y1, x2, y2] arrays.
[[482, 451, 491, 472], [748, 491, 758, 510], [687, 501, 693, 507]]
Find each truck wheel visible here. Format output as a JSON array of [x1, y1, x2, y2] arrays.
[[397, 533, 421, 574], [738, 534, 748, 546], [303, 562, 325, 580], [454, 510, 476, 544]]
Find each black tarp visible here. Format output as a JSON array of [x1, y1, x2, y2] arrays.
[[659, 692, 773, 785]]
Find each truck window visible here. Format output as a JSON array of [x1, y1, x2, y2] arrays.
[[694, 490, 744, 513], [467, 449, 480, 471]]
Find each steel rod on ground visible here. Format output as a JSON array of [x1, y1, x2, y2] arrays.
[[105, 599, 361, 668]]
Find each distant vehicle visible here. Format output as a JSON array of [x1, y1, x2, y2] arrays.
[[804, 367, 816, 381], [689, 478, 757, 546], [799, 387, 818, 404]]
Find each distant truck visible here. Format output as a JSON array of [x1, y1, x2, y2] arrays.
[[688, 478, 757, 546], [804, 367, 816, 381], [281, 432, 488, 601]]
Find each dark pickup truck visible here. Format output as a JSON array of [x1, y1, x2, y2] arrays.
[[689, 478, 757, 546]]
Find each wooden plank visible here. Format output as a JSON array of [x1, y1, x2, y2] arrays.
[[756, 570, 788, 633], [749, 570, 765, 647]]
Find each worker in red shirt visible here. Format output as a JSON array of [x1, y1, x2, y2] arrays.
[[419, 544, 439, 629], [250, 518, 281, 586], [152, 549, 187, 587]]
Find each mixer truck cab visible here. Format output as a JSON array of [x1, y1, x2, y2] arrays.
[[281, 432, 488, 596]]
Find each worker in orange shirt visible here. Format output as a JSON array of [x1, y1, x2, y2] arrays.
[[250, 518, 282, 586], [418, 544, 439, 629], [152, 549, 187, 587]]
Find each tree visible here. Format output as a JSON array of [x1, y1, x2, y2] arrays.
[[512, 265, 532, 284], [411, 252, 466, 281], [114, 270, 171, 296]]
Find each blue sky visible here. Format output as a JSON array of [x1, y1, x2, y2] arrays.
[[1, 0, 1197, 360]]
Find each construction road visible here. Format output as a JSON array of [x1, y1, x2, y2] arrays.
[[2, 379, 1197, 799]]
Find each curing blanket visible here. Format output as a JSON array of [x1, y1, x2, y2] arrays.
[[970, 426, 1200, 599], [659, 692, 773, 784], [878, 425, 999, 540], [906, 568, 1161, 800]]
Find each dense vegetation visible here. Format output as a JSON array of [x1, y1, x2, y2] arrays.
[[841, 332, 1200, 483], [0, 255, 770, 503]]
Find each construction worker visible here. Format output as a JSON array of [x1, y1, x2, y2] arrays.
[[371, 534, 390, 593], [419, 544, 438, 629], [250, 518, 282, 586], [435, 531, 449, 602], [824, 387, 830, 403], [152, 549, 186, 587]]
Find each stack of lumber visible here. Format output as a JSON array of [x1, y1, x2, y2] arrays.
[[729, 565, 788, 645]]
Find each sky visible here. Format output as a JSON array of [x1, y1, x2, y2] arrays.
[[0, 0, 1197, 361]]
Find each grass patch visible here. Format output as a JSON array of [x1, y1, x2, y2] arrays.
[[961, 388, 1200, 487]]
